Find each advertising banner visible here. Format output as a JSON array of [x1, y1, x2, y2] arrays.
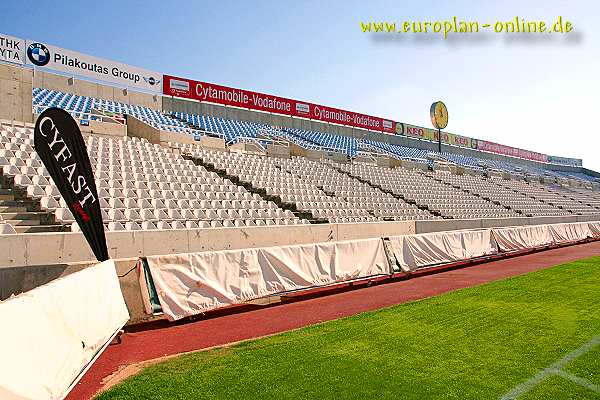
[[0, 33, 25, 65], [0, 259, 129, 400], [34, 108, 109, 262], [25, 39, 162, 93], [547, 155, 582, 167], [477, 140, 547, 162], [403, 124, 435, 141], [163, 75, 396, 133], [401, 124, 478, 150]]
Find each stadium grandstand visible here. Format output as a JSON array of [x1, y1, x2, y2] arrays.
[[0, 84, 593, 233], [1, 24, 600, 400]]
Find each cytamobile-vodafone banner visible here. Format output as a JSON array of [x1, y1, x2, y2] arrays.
[[163, 75, 395, 133], [25, 39, 162, 93], [165, 75, 296, 115]]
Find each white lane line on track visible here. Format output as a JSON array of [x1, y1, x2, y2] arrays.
[[499, 334, 600, 400]]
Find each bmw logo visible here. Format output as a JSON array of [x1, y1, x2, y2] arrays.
[[27, 43, 50, 66]]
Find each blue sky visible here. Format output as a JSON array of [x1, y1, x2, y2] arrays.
[[4, 1, 599, 171]]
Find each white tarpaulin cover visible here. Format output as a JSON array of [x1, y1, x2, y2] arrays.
[[491, 224, 554, 253], [0, 260, 129, 400], [388, 229, 497, 272], [587, 221, 600, 238], [146, 238, 390, 320], [549, 222, 593, 243]]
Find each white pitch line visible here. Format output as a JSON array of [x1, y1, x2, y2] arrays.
[[553, 369, 600, 394], [499, 335, 600, 400]]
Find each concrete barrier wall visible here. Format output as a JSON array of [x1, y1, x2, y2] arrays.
[[0, 258, 148, 324], [266, 144, 291, 158], [1, 217, 598, 324], [126, 115, 161, 143], [199, 136, 226, 149], [126, 116, 196, 145], [0, 63, 33, 123], [0, 221, 416, 268], [4, 216, 600, 269], [414, 215, 600, 233], [80, 119, 127, 137], [33, 70, 162, 110]]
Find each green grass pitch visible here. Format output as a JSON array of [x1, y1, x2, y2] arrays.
[[97, 257, 600, 400]]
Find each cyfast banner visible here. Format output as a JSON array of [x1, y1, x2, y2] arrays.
[[163, 75, 396, 133], [477, 140, 548, 162], [34, 108, 109, 262], [25, 39, 162, 93], [0, 33, 25, 65]]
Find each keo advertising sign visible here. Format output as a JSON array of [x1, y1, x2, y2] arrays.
[[0, 33, 25, 65], [25, 39, 162, 93]]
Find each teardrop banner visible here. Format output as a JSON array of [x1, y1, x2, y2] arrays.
[[34, 107, 109, 262]]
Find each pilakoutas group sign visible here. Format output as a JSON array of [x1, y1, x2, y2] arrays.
[[163, 75, 396, 134], [25, 39, 162, 94], [1, 31, 162, 93]]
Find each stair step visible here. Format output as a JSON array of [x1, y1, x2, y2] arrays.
[[0, 199, 38, 208], [3, 219, 41, 226], [0, 212, 49, 220], [13, 224, 69, 234], [0, 206, 28, 213], [186, 155, 311, 224]]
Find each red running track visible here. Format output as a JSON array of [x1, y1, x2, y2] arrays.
[[68, 240, 600, 400]]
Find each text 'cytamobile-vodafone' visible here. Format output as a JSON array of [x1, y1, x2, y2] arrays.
[[163, 75, 395, 133], [196, 83, 293, 113], [164, 75, 295, 114], [312, 106, 384, 131]]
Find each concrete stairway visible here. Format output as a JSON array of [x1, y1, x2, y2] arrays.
[[0, 176, 69, 233], [185, 155, 321, 223]]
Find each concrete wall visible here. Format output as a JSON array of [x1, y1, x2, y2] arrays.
[[229, 142, 264, 154], [126, 115, 197, 146], [0, 258, 147, 325], [266, 144, 290, 158], [199, 135, 226, 149], [33, 69, 162, 110], [414, 215, 599, 234], [162, 96, 598, 176], [0, 221, 416, 268], [0, 63, 33, 123], [81, 119, 127, 137], [3, 216, 599, 269], [1, 217, 599, 324]]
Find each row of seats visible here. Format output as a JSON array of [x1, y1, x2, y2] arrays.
[[32, 88, 202, 137], [31, 89, 599, 186], [1, 123, 309, 231]]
